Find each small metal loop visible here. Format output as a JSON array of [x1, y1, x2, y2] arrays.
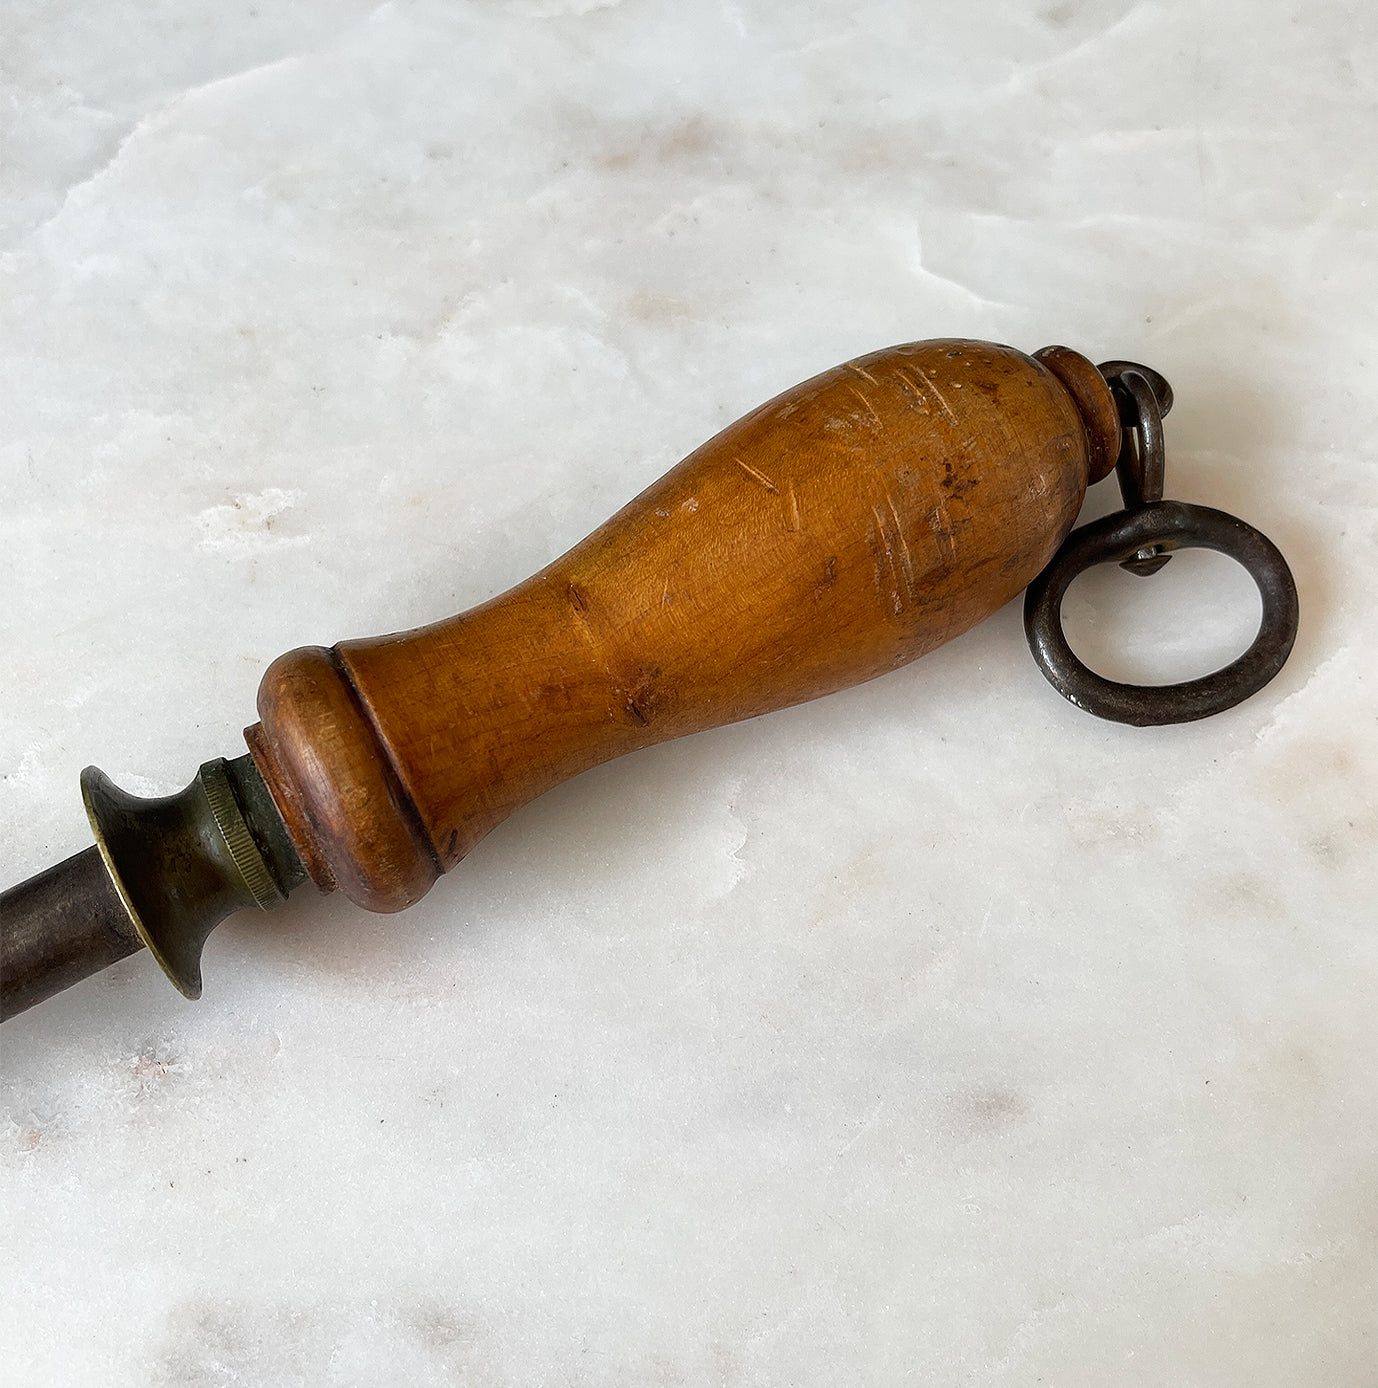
[[1024, 500, 1299, 726], [1099, 362, 1172, 575], [1098, 360, 1173, 418], [1110, 369, 1166, 509]]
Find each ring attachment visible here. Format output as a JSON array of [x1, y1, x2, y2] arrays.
[[1101, 362, 1172, 575], [1024, 499, 1299, 726]]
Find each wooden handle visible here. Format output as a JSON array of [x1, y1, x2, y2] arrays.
[[245, 339, 1118, 911]]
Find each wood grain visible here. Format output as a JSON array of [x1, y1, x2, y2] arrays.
[[249, 340, 1118, 911]]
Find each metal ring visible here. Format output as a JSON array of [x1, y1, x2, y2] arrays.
[[1024, 500, 1299, 726], [1098, 360, 1173, 419], [1109, 369, 1166, 509], [1101, 363, 1171, 574]]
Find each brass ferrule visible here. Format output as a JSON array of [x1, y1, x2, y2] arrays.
[[82, 753, 305, 998]]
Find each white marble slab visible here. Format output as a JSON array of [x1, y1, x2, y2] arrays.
[[2, 2, 1375, 1383]]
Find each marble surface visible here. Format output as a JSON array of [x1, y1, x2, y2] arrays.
[[2, 2, 1375, 1383]]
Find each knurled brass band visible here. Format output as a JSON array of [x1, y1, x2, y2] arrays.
[[199, 759, 285, 909]]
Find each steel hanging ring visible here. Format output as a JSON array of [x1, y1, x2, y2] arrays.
[[1101, 362, 1172, 575], [1024, 499, 1299, 726], [1099, 360, 1173, 420]]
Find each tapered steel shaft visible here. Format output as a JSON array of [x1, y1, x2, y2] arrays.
[[0, 847, 143, 1020]]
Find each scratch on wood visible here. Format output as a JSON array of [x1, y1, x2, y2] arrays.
[[567, 582, 589, 614], [845, 361, 880, 387], [929, 496, 957, 566], [910, 364, 959, 427], [734, 456, 779, 493], [846, 383, 883, 427], [872, 503, 891, 557], [815, 555, 838, 598], [885, 494, 915, 594], [871, 502, 904, 614], [786, 485, 800, 532], [894, 367, 924, 405]]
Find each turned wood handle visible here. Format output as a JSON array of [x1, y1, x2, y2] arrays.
[[245, 339, 1119, 911]]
